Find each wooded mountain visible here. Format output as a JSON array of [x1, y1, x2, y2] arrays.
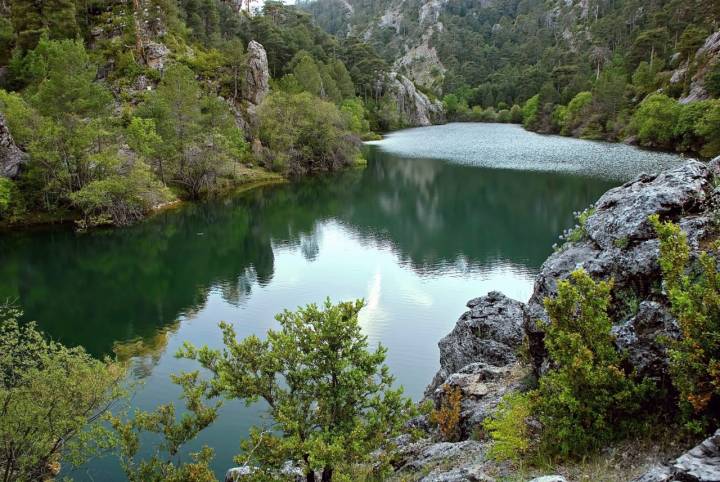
[[302, 0, 720, 155]]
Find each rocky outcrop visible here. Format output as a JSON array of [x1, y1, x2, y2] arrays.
[[427, 292, 524, 394], [423, 292, 525, 438], [0, 112, 27, 179], [632, 430, 720, 482], [244, 41, 270, 106], [394, 159, 719, 481], [382, 73, 445, 127], [525, 160, 717, 380], [680, 30, 720, 104]]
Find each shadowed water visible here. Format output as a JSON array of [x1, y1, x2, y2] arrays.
[[0, 123, 682, 480]]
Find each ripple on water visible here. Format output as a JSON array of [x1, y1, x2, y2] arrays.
[[367, 123, 684, 182]]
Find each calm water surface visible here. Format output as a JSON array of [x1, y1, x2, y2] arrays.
[[0, 123, 682, 480]]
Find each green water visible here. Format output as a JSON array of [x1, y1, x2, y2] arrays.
[[0, 123, 682, 480]]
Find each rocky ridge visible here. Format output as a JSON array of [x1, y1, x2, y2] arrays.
[[392, 158, 720, 481]]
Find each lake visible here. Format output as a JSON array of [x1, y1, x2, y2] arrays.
[[0, 123, 683, 480]]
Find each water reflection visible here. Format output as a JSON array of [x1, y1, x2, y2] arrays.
[[1, 146, 621, 357]]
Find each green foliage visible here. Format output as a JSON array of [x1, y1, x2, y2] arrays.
[[340, 97, 370, 137], [535, 270, 655, 458], [559, 91, 593, 136], [695, 100, 720, 158], [706, 62, 720, 98], [109, 372, 220, 482], [70, 160, 174, 228], [484, 392, 532, 461], [631, 93, 680, 148], [0, 305, 124, 481], [257, 91, 359, 175], [651, 215, 720, 430], [522, 94, 541, 130], [177, 299, 414, 481]]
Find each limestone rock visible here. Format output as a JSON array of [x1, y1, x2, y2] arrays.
[[244, 40, 270, 106], [525, 160, 718, 378], [144, 41, 170, 70], [583, 161, 710, 251], [632, 430, 720, 481], [680, 30, 720, 104], [382, 73, 445, 127], [0, 112, 27, 179], [612, 301, 680, 381], [426, 291, 525, 394], [528, 477, 568, 482]]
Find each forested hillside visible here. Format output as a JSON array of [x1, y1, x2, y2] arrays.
[[303, 0, 720, 157], [0, 0, 442, 228]]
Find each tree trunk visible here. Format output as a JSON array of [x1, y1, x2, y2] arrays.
[[321, 467, 333, 482], [306, 470, 315, 482]]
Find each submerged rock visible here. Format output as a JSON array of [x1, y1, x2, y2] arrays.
[[0, 112, 27, 179], [632, 429, 720, 481]]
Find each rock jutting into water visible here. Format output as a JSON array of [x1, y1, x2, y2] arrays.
[[393, 157, 720, 480]]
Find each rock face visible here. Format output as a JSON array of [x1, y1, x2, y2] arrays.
[[383, 73, 445, 127], [632, 430, 720, 482], [525, 160, 717, 381], [244, 40, 270, 106], [423, 291, 525, 437], [427, 292, 524, 394], [0, 112, 27, 179], [680, 30, 720, 103]]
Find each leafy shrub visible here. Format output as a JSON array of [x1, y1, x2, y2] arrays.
[[694, 100, 720, 158], [431, 385, 462, 441], [0, 305, 124, 481], [484, 392, 532, 461], [178, 299, 414, 481], [258, 92, 360, 175], [522, 94, 541, 130], [651, 215, 720, 430], [70, 161, 174, 227], [631, 93, 680, 148], [534, 269, 655, 458]]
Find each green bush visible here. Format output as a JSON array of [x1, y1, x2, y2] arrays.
[[695, 100, 720, 158], [258, 91, 360, 175], [522, 94, 541, 130], [534, 269, 655, 458], [484, 392, 532, 461], [651, 215, 720, 431], [631, 93, 680, 148], [0, 305, 124, 480]]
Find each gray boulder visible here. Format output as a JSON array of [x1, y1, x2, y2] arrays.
[[427, 291, 525, 395], [632, 429, 720, 481], [0, 112, 26, 179], [528, 477, 568, 482], [612, 301, 680, 381], [244, 40, 270, 106], [584, 161, 710, 251]]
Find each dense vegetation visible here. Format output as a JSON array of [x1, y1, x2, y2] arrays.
[[0, 305, 123, 482], [0, 0, 408, 227], [304, 0, 720, 156]]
